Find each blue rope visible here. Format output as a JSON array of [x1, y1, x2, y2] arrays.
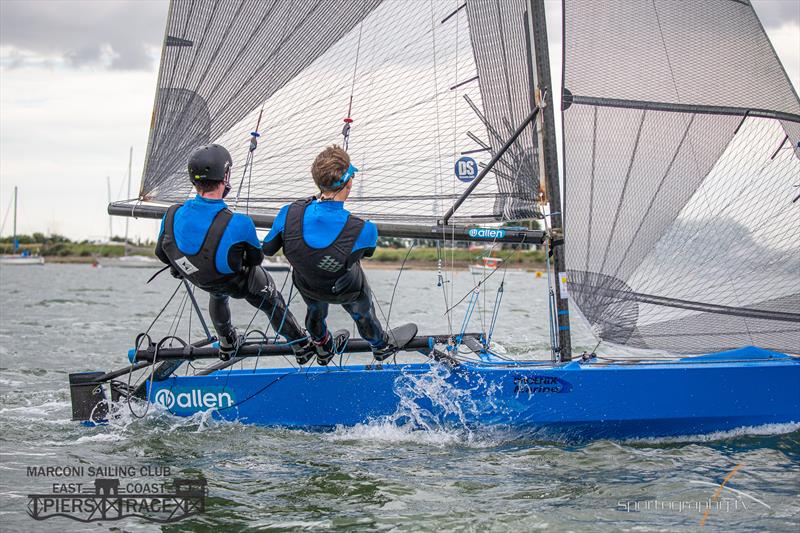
[[456, 289, 480, 351], [487, 280, 505, 344]]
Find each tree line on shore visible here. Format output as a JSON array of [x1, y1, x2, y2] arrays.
[[1, 232, 546, 265], [0, 234, 153, 257]]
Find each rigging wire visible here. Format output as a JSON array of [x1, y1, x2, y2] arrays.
[[234, 106, 264, 214], [540, 206, 559, 362], [0, 194, 13, 236], [386, 242, 416, 325], [167, 291, 190, 345], [436, 242, 454, 334], [444, 236, 526, 315], [124, 282, 183, 419], [342, 21, 365, 150], [487, 279, 505, 344]]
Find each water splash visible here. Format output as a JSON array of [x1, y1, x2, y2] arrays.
[[92, 395, 228, 437], [327, 363, 509, 448]]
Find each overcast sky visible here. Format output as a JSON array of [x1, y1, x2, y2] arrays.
[[1, 0, 798, 242]]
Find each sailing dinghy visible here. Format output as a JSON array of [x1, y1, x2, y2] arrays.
[[70, 0, 799, 439]]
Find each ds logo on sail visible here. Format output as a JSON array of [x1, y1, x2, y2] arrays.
[[454, 156, 477, 182], [154, 389, 233, 410]]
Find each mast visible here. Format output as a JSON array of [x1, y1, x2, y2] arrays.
[[526, 0, 572, 361], [124, 147, 132, 254], [12, 186, 17, 253], [107, 176, 113, 242]]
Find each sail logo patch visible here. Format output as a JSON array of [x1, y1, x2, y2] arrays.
[[317, 255, 343, 272], [174, 256, 199, 275], [454, 156, 478, 182], [468, 228, 506, 240], [154, 388, 233, 410], [513, 375, 572, 395]]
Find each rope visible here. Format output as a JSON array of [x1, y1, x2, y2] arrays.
[[125, 282, 183, 419], [458, 289, 480, 340], [487, 280, 504, 343], [386, 243, 415, 325]]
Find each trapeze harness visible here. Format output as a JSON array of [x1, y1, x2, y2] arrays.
[[159, 204, 238, 292], [282, 198, 366, 304]]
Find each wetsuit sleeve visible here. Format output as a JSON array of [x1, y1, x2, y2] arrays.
[[238, 215, 264, 267], [154, 215, 169, 265], [227, 242, 263, 271], [351, 220, 378, 259], [220, 215, 263, 273], [262, 204, 289, 256]]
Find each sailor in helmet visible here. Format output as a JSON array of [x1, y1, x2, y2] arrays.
[[262, 145, 412, 365], [155, 144, 316, 362]]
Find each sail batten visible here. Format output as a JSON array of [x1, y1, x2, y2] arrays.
[[567, 95, 800, 124]]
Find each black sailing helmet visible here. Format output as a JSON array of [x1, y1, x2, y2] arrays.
[[187, 144, 233, 182]]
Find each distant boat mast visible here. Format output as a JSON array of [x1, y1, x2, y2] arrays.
[[124, 147, 132, 255], [107, 176, 113, 242], [12, 185, 17, 252]]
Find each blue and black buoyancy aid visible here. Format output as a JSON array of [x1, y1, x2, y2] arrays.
[[283, 198, 366, 303], [160, 204, 237, 290]]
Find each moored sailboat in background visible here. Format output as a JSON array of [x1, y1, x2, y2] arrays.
[[0, 186, 44, 266], [470, 256, 503, 275], [70, 0, 799, 439], [97, 147, 161, 269]]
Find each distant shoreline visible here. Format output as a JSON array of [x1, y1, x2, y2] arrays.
[[5, 241, 547, 271], [40, 255, 547, 272], [4, 235, 548, 273]]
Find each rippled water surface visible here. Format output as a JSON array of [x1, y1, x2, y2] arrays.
[[1, 265, 798, 531]]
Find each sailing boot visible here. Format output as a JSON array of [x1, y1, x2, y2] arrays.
[[371, 324, 417, 362], [291, 338, 317, 366], [218, 328, 241, 361], [371, 333, 399, 362], [313, 329, 351, 366]]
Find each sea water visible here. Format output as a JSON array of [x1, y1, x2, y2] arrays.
[[0, 265, 798, 531]]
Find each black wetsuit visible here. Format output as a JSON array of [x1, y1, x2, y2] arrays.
[[155, 195, 303, 344]]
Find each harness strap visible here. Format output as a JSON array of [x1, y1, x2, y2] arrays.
[[284, 198, 365, 257], [161, 203, 235, 286]]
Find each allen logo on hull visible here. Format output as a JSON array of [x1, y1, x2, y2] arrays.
[[154, 389, 234, 410]]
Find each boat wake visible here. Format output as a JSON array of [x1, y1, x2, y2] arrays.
[[623, 422, 800, 445]]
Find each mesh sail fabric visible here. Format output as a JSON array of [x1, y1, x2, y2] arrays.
[[142, 0, 382, 200], [562, 0, 800, 354], [141, 0, 541, 224]]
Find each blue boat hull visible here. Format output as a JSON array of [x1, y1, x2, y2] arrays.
[[145, 347, 800, 440]]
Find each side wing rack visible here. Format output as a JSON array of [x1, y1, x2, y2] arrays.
[[108, 201, 544, 245]]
